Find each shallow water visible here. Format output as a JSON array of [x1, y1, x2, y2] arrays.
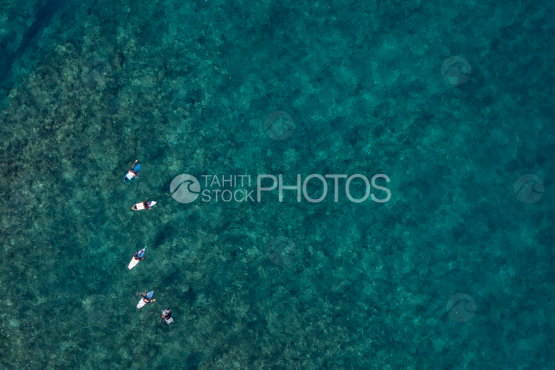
[[1, 0, 555, 369]]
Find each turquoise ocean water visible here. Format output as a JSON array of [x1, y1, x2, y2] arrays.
[[1, 0, 554, 368]]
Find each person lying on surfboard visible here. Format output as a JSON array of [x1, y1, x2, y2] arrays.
[[161, 308, 174, 324], [124, 160, 141, 182], [133, 249, 146, 261], [132, 198, 156, 210], [162, 308, 172, 320], [137, 290, 155, 309], [139, 291, 156, 304], [128, 248, 145, 270]]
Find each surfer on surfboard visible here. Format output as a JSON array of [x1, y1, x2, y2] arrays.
[[124, 160, 141, 183], [137, 291, 155, 309], [162, 308, 174, 324], [134, 248, 146, 261], [132, 199, 156, 210], [128, 248, 145, 270]]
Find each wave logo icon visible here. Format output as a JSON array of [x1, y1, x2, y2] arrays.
[[170, 174, 201, 203]]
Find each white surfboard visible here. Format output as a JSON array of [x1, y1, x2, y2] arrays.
[[132, 202, 145, 210], [137, 298, 147, 309], [164, 317, 174, 325], [128, 257, 140, 270]]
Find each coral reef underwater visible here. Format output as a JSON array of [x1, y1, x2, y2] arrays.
[[1, 0, 555, 369]]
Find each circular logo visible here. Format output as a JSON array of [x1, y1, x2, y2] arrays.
[[170, 174, 201, 203], [514, 174, 544, 204], [441, 56, 471, 86], [446, 293, 477, 323], [264, 111, 295, 140], [82, 295, 115, 326], [266, 236, 296, 266]]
